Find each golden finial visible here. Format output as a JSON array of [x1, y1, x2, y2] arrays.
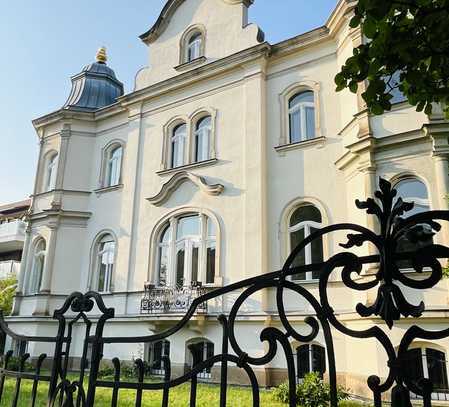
[[96, 47, 107, 64]]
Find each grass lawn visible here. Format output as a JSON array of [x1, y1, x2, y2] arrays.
[[1, 378, 286, 407]]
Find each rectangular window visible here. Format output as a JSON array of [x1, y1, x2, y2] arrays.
[[427, 348, 449, 391]]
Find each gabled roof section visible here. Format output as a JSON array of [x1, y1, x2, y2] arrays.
[[140, 0, 254, 44]]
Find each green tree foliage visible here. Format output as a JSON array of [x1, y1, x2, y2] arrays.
[[335, 0, 449, 117], [0, 276, 17, 315]]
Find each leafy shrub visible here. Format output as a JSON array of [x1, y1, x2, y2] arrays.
[[272, 372, 348, 406], [4, 356, 34, 372], [0, 276, 17, 315]]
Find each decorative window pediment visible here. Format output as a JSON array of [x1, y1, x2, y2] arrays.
[[147, 171, 224, 206]]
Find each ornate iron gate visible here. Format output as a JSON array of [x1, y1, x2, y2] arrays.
[[0, 178, 449, 407]]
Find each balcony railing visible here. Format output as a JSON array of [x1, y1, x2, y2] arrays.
[[0, 260, 20, 278], [141, 283, 208, 314], [0, 220, 25, 242]]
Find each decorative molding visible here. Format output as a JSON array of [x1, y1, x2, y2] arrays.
[[147, 171, 224, 206]]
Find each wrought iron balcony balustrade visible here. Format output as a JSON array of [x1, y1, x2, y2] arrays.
[[140, 282, 208, 314]]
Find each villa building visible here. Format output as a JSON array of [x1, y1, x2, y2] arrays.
[[6, 0, 449, 401], [0, 199, 30, 279]]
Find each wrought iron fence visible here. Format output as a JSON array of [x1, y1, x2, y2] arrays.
[[0, 178, 448, 406], [140, 283, 208, 314]]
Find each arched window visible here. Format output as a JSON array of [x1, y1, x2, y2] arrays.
[[394, 178, 432, 269], [405, 346, 449, 398], [187, 32, 203, 62], [171, 123, 187, 168], [146, 340, 170, 376], [105, 145, 123, 187], [28, 239, 46, 294], [194, 116, 212, 163], [296, 344, 326, 380], [289, 205, 323, 280], [45, 153, 58, 192], [288, 91, 315, 143], [156, 213, 217, 287], [94, 234, 116, 293], [187, 339, 214, 379]]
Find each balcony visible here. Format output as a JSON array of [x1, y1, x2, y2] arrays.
[[0, 260, 20, 279], [0, 220, 26, 253], [141, 283, 208, 314]]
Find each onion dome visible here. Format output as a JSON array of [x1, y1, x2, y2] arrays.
[[63, 47, 124, 111]]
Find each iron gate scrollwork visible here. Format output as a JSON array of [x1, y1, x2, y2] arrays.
[[0, 178, 448, 406]]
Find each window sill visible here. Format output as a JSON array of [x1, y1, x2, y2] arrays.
[[175, 56, 207, 72], [94, 184, 124, 195], [157, 158, 218, 176], [275, 137, 326, 153], [291, 278, 319, 285]]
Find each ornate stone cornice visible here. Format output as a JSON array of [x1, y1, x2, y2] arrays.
[[147, 171, 224, 206]]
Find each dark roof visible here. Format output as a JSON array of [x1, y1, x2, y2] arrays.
[[140, 0, 254, 44], [0, 199, 31, 216], [63, 62, 124, 111]]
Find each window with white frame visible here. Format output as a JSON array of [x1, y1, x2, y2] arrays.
[[156, 214, 216, 287], [394, 178, 432, 269], [296, 344, 326, 380], [146, 340, 170, 376], [94, 234, 116, 293], [289, 205, 323, 281], [105, 145, 123, 187], [44, 153, 58, 192], [187, 32, 203, 62], [28, 239, 46, 294], [194, 116, 211, 163], [288, 91, 316, 143], [171, 123, 187, 168], [188, 340, 214, 379], [405, 346, 449, 395]]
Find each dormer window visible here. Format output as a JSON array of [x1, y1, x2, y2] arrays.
[[187, 32, 203, 62], [179, 26, 206, 66]]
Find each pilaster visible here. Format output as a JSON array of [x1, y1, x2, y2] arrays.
[[241, 56, 268, 308]]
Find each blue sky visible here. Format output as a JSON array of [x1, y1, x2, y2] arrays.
[[0, 0, 337, 205]]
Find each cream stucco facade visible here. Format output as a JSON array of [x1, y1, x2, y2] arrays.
[[6, 0, 449, 401]]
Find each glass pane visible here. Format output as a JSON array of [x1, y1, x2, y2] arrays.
[[289, 91, 314, 108], [310, 227, 324, 280], [206, 246, 216, 284], [98, 264, 106, 292], [160, 226, 171, 244], [290, 205, 322, 227], [305, 106, 315, 140], [289, 110, 301, 143], [158, 246, 168, 286], [311, 345, 326, 377], [177, 216, 200, 238], [191, 246, 199, 283], [395, 179, 429, 203], [153, 341, 162, 370], [297, 345, 310, 379], [404, 348, 424, 387], [291, 229, 306, 280], [207, 219, 216, 237], [176, 248, 185, 287], [427, 348, 449, 390]]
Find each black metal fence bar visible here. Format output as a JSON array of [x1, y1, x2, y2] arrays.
[[0, 178, 448, 406]]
